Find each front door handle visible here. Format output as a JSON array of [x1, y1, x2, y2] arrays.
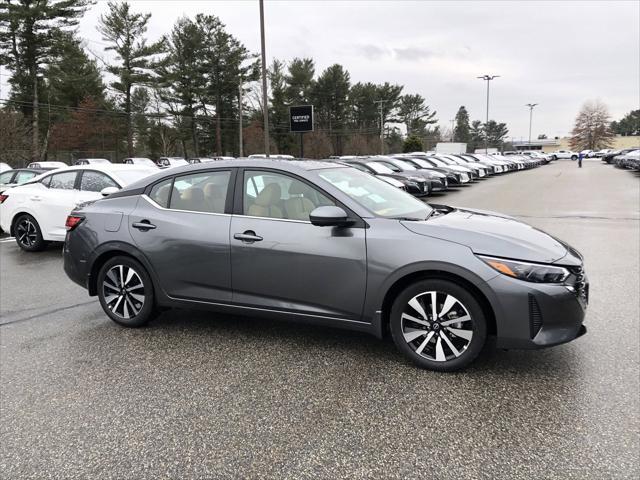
[[233, 231, 263, 243], [132, 220, 156, 231], [30, 196, 42, 201]]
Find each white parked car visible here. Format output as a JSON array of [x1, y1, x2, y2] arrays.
[[0, 165, 156, 251], [187, 157, 235, 163], [0, 162, 11, 173], [123, 157, 158, 168], [247, 154, 295, 159], [27, 161, 68, 169], [74, 158, 112, 165], [157, 157, 188, 168], [549, 150, 578, 160], [594, 149, 613, 158]]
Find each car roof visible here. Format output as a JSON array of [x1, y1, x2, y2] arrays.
[[120, 159, 348, 191]]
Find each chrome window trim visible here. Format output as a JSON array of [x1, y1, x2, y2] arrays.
[[141, 194, 231, 217]]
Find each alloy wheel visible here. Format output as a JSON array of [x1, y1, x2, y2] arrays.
[[401, 291, 474, 362], [102, 264, 145, 319], [16, 218, 38, 247]]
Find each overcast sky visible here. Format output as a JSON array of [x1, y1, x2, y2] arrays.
[[4, 0, 639, 139]]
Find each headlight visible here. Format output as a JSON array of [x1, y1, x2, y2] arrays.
[[478, 255, 570, 283]]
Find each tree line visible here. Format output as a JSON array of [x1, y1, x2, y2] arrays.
[[5, 1, 632, 164]]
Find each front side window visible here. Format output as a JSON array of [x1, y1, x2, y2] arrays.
[[80, 171, 118, 192], [318, 167, 432, 220], [243, 170, 335, 221], [393, 160, 417, 171], [169, 171, 231, 213], [49, 171, 77, 190]]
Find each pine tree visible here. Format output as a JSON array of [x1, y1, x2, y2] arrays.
[[312, 64, 350, 154], [397, 94, 437, 136], [98, 1, 165, 157], [453, 106, 471, 146], [159, 16, 207, 157], [0, 0, 92, 160], [285, 58, 315, 105]]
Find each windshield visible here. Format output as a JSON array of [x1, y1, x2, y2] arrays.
[[115, 169, 155, 185], [413, 158, 434, 169], [318, 167, 432, 220], [429, 157, 448, 167], [366, 162, 395, 174], [393, 159, 417, 170]]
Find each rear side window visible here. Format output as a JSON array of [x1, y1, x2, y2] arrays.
[[80, 171, 118, 192], [148, 178, 173, 208], [170, 171, 231, 214], [49, 171, 77, 190]]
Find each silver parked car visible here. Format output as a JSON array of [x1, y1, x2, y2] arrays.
[[63, 160, 588, 371]]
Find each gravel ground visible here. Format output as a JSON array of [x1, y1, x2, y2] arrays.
[[1, 159, 638, 479]]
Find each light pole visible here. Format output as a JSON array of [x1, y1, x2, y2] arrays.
[[259, 0, 270, 157], [525, 103, 538, 148], [477, 74, 500, 153], [449, 118, 455, 142]]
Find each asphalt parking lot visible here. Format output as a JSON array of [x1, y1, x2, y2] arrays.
[[1, 159, 638, 479]]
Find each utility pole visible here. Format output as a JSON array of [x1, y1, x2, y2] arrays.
[[374, 100, 387, 154], [477, 74, 500, 153], [32, 71, 40, 162], [525, 103, 538, 147], [450, 118, 455, 142], [238, 80, 244, 157], [259, 0, 270, 157]]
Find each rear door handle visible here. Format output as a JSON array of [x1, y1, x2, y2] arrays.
[[132, 220, 156, 231], [30, 196, 41, 201], [233, 231, 263, 243]]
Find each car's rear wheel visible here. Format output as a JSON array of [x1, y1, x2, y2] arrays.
[[97, 256, 156, 327], [571, 155, 578, 161], [390, 279, 487, 371], [14, 214, 48, 252]]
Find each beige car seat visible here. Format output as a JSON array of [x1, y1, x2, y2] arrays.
[[284, 181, 316, 221], [203, 183, 225, 213], [247, 183, 283, 218]]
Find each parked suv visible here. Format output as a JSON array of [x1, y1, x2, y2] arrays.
[[63, 159, 588, 371]]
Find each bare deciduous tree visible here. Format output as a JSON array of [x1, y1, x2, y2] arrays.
[[569, 100, 614, 151], [0, 111, 32, 167]]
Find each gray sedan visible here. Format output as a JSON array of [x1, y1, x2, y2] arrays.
[[63, 160, 588, 371]]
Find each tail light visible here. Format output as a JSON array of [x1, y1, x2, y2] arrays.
[[0, 194, 8, 204], [65, 215, 84, 231]]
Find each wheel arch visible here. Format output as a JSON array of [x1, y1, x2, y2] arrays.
[[10, 210, 39, 237], [87, 242, 163, 298], [377, 268, 497, 339]]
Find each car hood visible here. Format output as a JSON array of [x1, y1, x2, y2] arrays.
[[402, 206, 577, 264]]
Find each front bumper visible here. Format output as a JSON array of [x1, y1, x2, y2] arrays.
[[487, 273, 589, 349]]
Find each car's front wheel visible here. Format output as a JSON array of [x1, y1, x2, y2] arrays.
[[571, 155, 578, 161], [390, 279, 487, 371], [97, 256, 157, 327], [14, 214, 48, 252]]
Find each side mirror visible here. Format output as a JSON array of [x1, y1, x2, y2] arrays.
[[309, 206, 353, 227], [101, 186, 120, 197]]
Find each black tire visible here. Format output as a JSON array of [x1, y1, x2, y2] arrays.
[[97, 256, 157, 327], [390, 279, 487, 372], [571, 155, 578, 161], [551, 155, 557, 161], [13, 214, 48, 252]]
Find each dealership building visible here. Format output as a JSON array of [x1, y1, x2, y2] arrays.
[[512, 135, 639, 152]]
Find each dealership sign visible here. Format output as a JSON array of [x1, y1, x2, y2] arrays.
[[289, 105, 314, 132]]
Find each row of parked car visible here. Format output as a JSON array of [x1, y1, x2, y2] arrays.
[[0, 150, 549, 252], [600, 148, 640, 170]]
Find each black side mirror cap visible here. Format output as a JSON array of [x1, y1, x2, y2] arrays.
[[309, 206, 353, 227]]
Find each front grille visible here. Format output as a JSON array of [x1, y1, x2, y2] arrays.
[[528, 294, 543, 338]]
